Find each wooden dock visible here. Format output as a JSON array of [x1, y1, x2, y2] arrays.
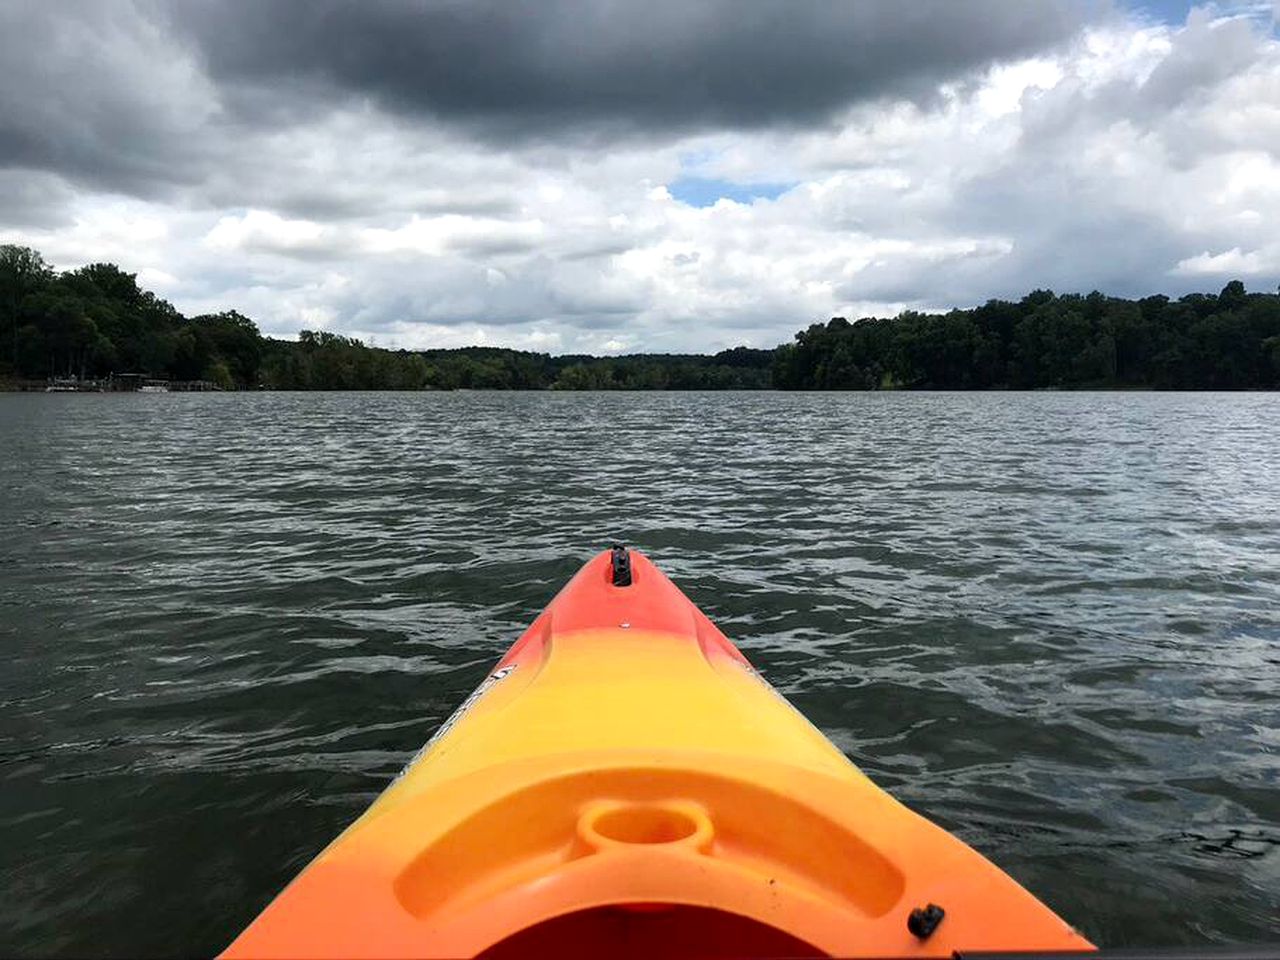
[[2, 377, 225, 392]]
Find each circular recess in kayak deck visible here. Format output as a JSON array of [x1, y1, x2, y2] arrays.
[[579, 801, 713, 850], [592, 806, 696, 844]]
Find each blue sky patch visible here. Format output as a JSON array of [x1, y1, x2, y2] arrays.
[[668, 176, 797, 208], [1133, 0, 1194, 23], [1130, 0, 1278, 27]]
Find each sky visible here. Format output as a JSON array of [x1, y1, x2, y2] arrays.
[[1, 1, 1278, 355]]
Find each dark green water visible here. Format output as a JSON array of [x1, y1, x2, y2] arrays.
[[2, 391, 1277, 956]]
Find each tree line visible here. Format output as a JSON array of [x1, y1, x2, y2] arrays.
[[773, 285, 1280, 390], [267, 337, 773, 390], [3, 244, 1277, 391]]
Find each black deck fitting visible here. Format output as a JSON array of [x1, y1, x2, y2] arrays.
[[907, 903, 945, 939], [610, 544, 632, 586]]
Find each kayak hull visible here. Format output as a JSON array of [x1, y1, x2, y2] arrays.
[[224, 549, 1093, 958]]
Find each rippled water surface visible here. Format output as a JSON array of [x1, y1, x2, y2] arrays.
[[2, 391, 1278, 956]]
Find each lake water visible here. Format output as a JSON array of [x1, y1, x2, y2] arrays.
[[1, 391, 1277, 956]]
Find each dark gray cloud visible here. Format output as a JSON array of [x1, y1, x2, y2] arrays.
[[0, 169, 77, 228], [264, 188, 516, 222], [0, 0, 1098, 204], [0, 2, 221, 197], [173, 0, 1098, 137]]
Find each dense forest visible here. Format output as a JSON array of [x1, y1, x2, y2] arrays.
[[3, 244, 1278, 390], [774, 284, 1280, 390]]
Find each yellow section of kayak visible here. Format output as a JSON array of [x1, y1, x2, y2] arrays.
[[224, 549, 1093, 959]]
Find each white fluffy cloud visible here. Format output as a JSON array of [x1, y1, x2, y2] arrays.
[[2, 3, 1278, 353]]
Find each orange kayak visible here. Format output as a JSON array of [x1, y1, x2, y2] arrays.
[[224, 547, 1094, 958]]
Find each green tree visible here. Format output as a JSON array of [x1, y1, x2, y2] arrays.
[[0, 245, 55, 373]]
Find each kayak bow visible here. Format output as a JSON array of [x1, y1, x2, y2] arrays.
[[224, 547, 1093, 958]]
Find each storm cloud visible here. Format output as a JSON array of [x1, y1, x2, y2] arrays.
[[172, 1, 1095, 136], [1, 1, 1278, 353]]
